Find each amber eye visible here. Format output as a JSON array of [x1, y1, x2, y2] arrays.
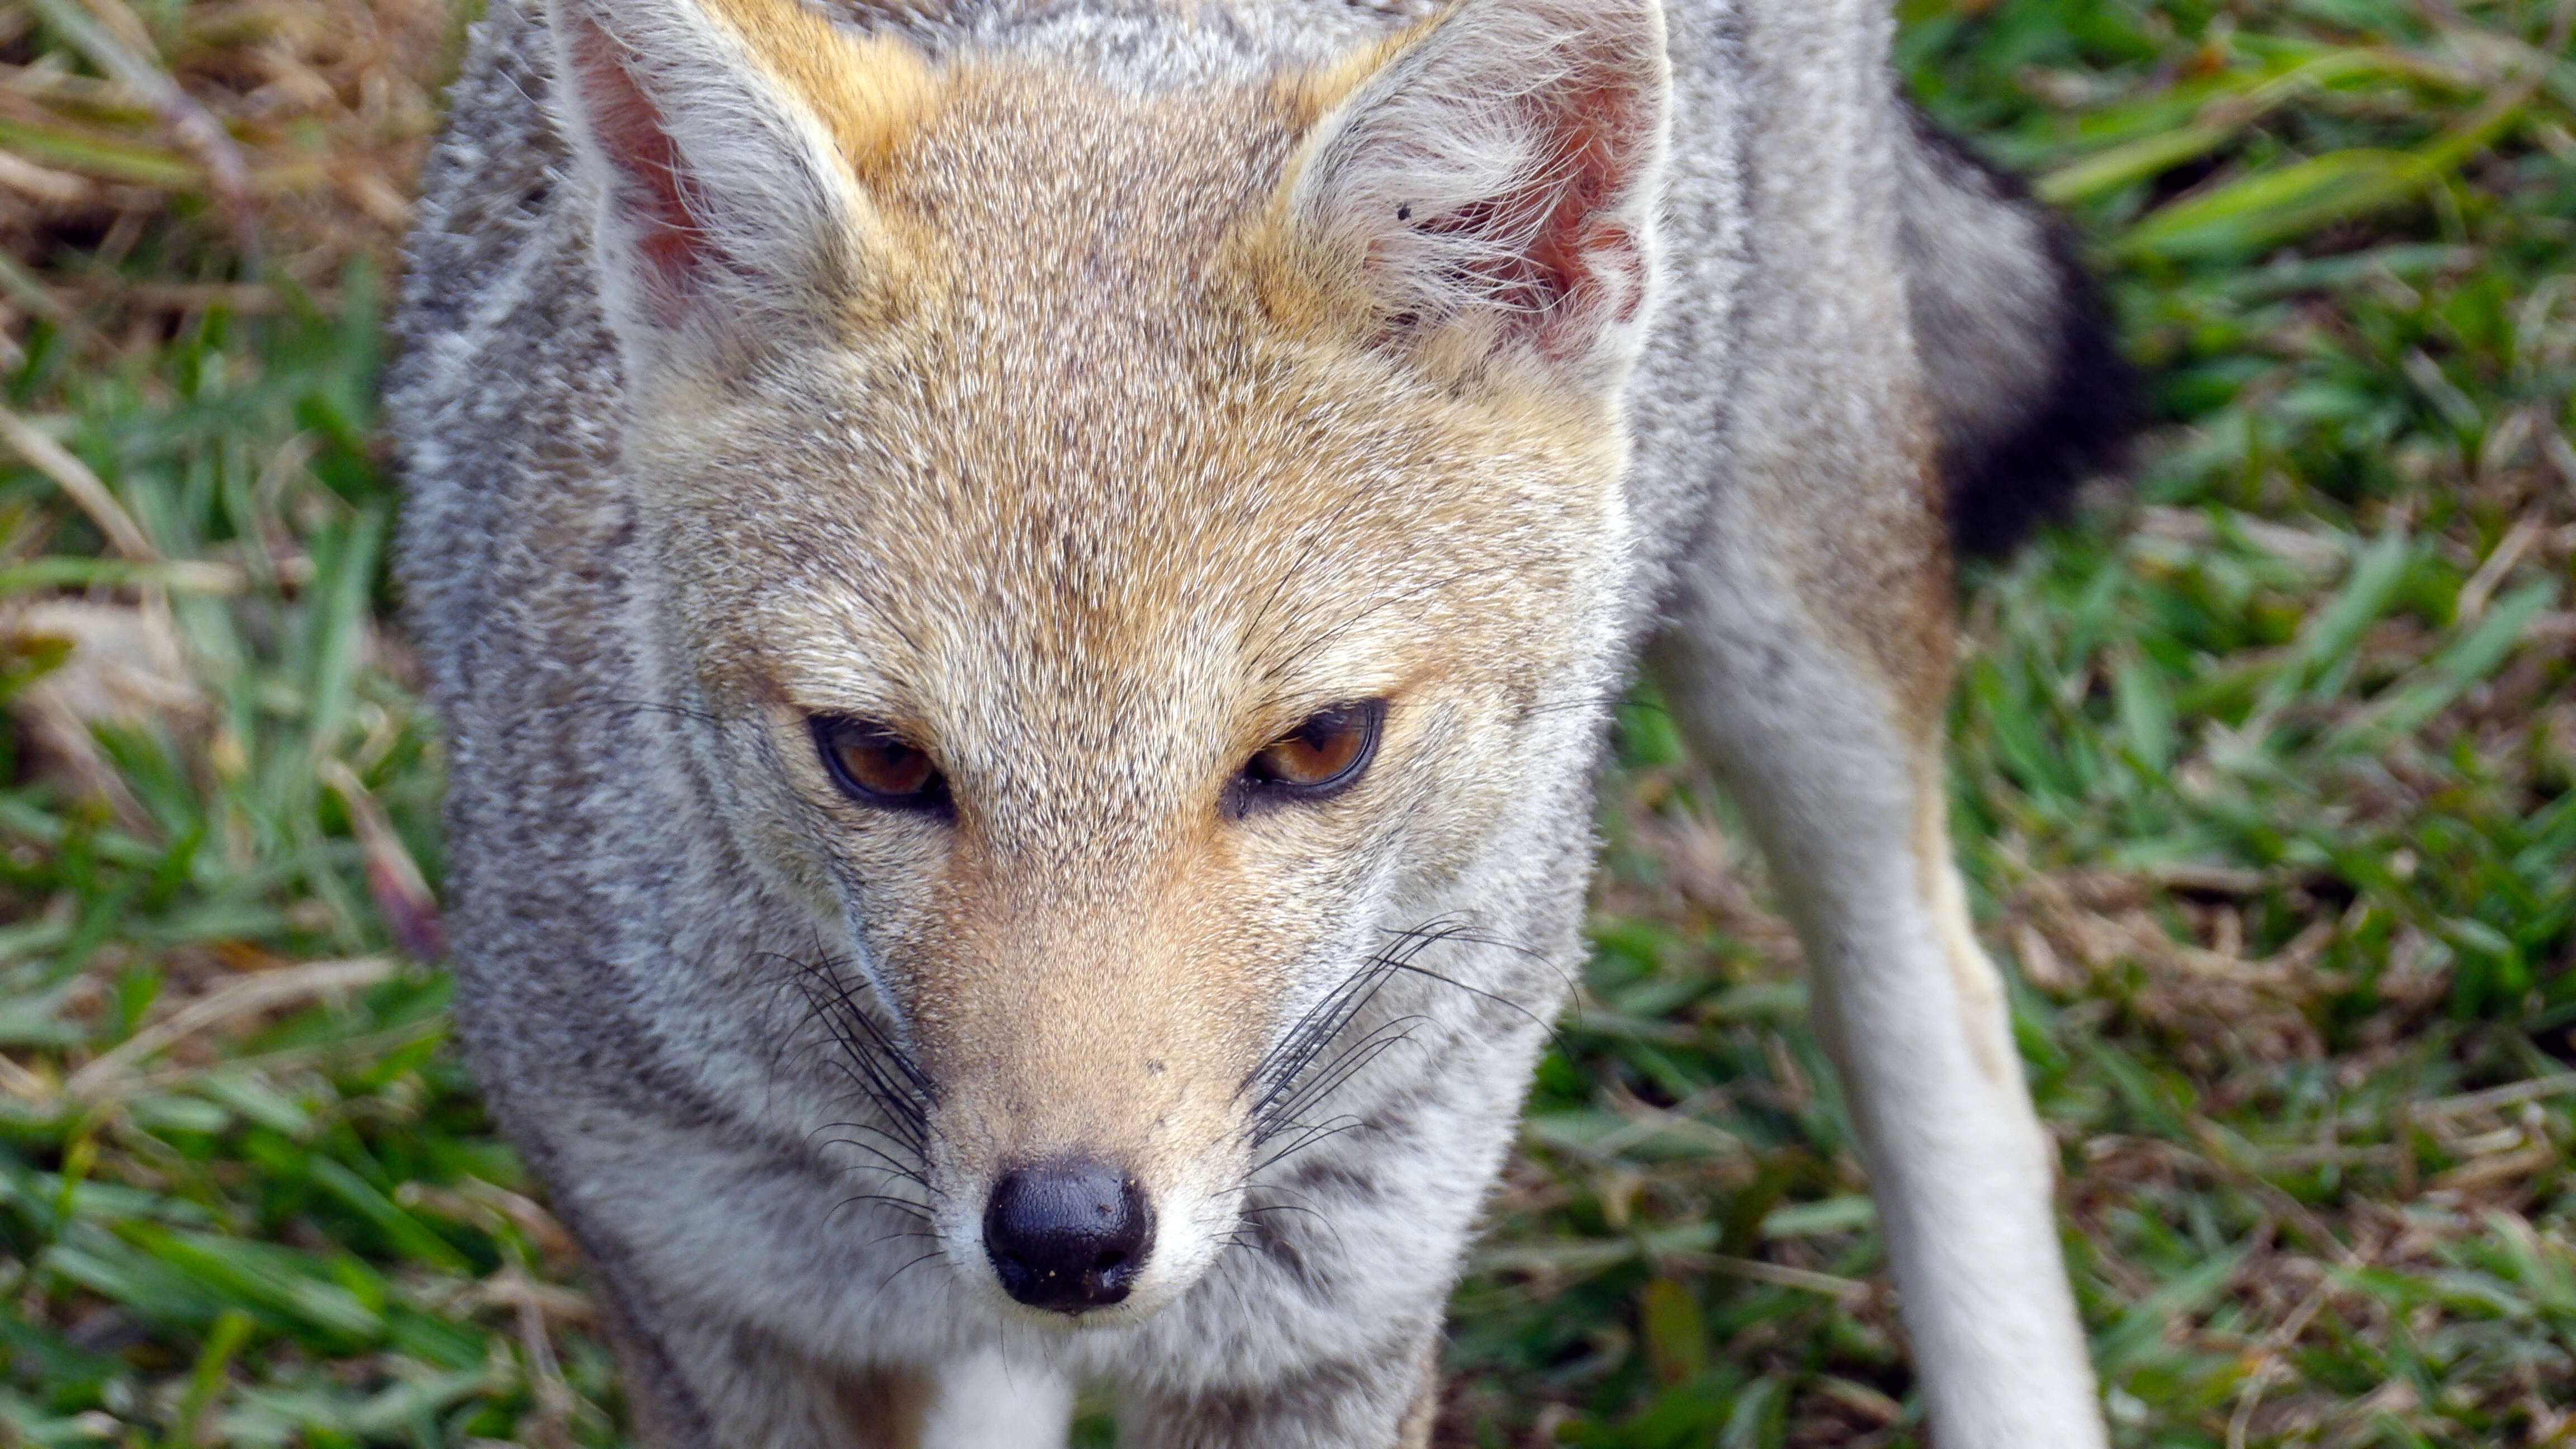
[[1233, 700, 1386, 812], [811, 716, 950, 815]]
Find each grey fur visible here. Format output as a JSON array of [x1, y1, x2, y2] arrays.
[[390, 0, 2126, 1443]]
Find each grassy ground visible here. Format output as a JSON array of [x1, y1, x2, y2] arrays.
[[0, 0, 2569, 1444]]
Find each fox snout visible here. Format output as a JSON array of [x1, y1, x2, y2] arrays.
[[915, 1007, 1264, 1323], [854, 860, 1279, 1322], [982, 1161, 1154, 1312]]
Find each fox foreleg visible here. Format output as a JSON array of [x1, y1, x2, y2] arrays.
[[1656, 553, 2106, 1448]]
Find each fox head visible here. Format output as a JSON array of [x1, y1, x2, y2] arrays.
[[548, 0, 1670, 1323]]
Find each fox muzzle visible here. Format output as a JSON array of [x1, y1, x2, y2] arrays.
[[982, 1159, 1154, 1313]]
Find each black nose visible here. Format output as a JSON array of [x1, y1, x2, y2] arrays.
[[983, 1162, 1153, 1313]]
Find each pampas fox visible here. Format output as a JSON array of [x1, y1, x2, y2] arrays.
[[389, 0, 2138, 1443]]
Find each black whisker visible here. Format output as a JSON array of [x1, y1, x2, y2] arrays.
[[1223, 917, 1566, 1271], [1249, 1117, 1371, 1178], [1377, 958, 1573, 1060], [1237, 1200, 1331, 1227], [864, 1228, 943, 1250], [793, 959, 936, 1111], [827, 1191, 936, 1225], [812, 1116, 933, 1165], [766, 949, 947, 1255], [878, 1249, 946, 1294], [1239, 922, 1467, 1126], [1225, 1183, 1352, 1262], [813, 1132, 936, 1190], [1236, 920, 1486, 1173], [1258, 1019, 1424, 1139]]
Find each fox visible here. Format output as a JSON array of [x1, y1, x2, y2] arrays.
[[387, 0, 2139, 1444]]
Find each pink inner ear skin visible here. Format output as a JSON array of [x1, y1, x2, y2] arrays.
[[565, 12, 711, 295], [1524, 77, 1652, 358], [1405, 62, 1653, 362]]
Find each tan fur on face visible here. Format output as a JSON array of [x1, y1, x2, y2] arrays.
[[619, 39, 1635, 1282], [698, 0, 941, 181]]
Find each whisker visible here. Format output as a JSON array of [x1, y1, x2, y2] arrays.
[[793, 960, 937, 1112], [1237, 1201, 1331, 1226], [1221, 1182, 1352, 1263], [864, 1228, 944, 1249], [878, 1249, 946, 1294], [1242, 922, 1474, 1138], [765, 949, 946, 1239], [828, 1191, 937, 1222], [814, 1133, 937, 1189], [1257, 1019, 1424, 1142], [1380, 959, 1571, 1057], [1241, 931, 1437, 1114], [1250, 1117, 1371, 1177], [1237, 917, 1564, 1197]]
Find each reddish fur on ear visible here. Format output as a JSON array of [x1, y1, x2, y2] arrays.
[[1280, 0, 1669, 383], [549, 0, 936, 351], [1433, 68, 1656, 358], [562, 11, 710, 305]]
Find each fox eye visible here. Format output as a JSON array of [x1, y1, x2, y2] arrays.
[[1234, 700, 1385, 812], [811, 717, 950, 815]]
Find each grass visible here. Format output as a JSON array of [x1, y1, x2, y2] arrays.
[[0, 0, 2570, 1443]]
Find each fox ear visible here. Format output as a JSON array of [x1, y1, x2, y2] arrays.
[[1286, 0, 1669, 390], [548, 0, 927, 371]]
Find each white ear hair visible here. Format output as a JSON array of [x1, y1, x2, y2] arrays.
[[548, 0, 871, 373], [1289, 0, 1670, 390]]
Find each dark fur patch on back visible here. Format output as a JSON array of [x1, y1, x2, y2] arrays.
[[1909, 111, 2146, 561], [1946, 228, 2143, 558]]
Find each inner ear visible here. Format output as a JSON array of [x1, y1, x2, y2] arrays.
[[547, 0, 931, 354], [1281, 0, 1669, 381], [1432, 67, 1655, 339], [561, 10, 711, 305]]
